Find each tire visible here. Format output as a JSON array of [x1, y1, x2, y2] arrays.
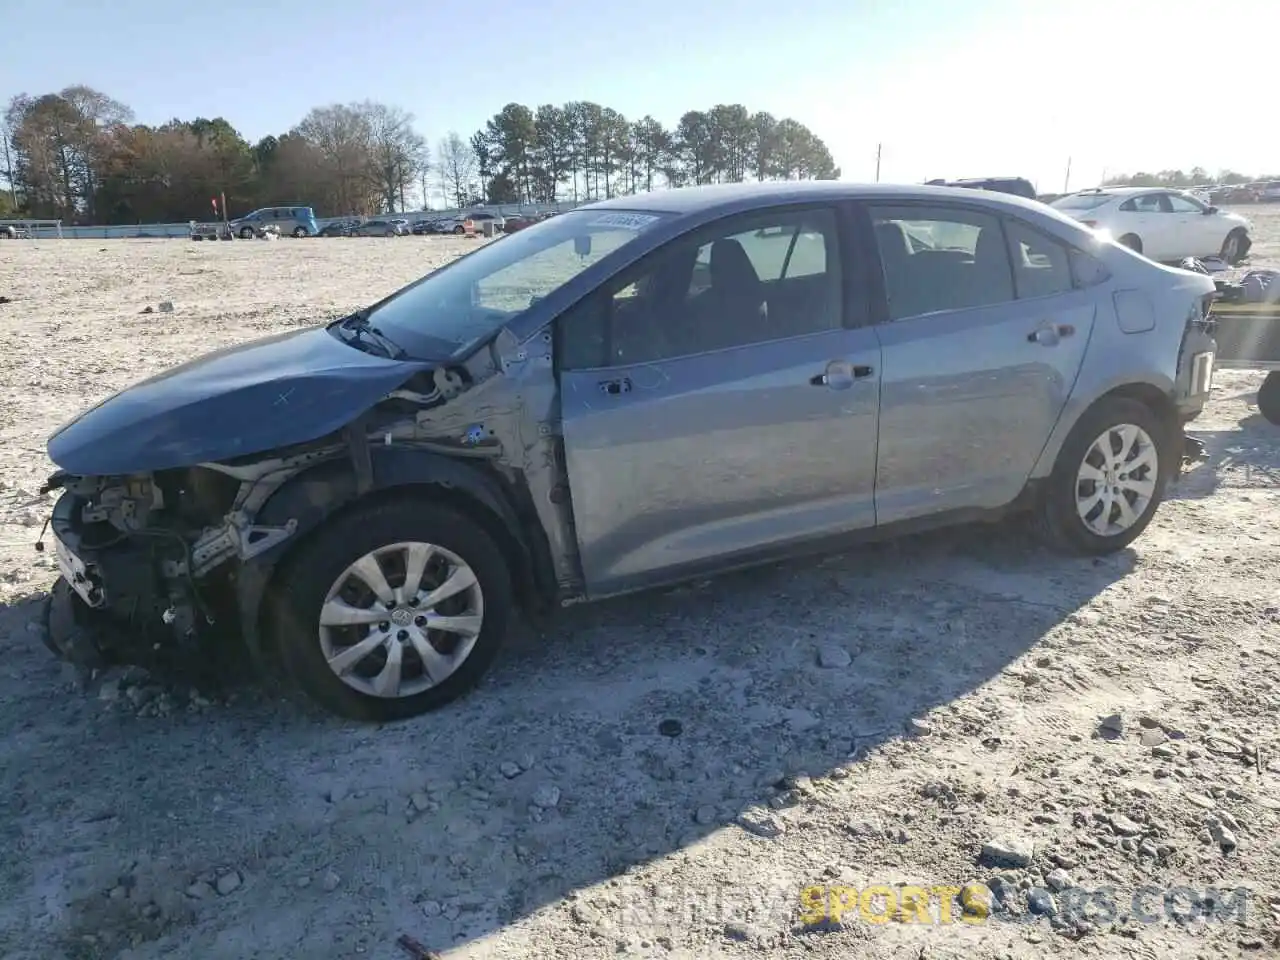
[[1220, 228, 1248, 265], [239, 226, 255, 239], [293, 226, 307, 238], [1258, 371, 1280, 425], [1032, 397, 1171, 555], [453, 225, 465, 235], [1117, 234, 1142, 254], [385, 228, 395, 237], [268, 498, 513, 721]]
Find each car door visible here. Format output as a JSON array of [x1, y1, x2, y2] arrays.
[[557, 203, 882, 597], [862, 202, 1098, 524], [1165, 192, 1215, 257], [1115, 193, 1168, 258]]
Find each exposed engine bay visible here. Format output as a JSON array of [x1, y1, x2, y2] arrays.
[[37, 343, 572, 679]]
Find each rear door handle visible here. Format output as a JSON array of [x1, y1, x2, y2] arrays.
[[1028, 323, 1074, 345], [810, 361, 874, 389]]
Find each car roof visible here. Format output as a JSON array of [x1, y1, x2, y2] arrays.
[[577, 180, 1056, 218], [1067, 186, 1164, 196]]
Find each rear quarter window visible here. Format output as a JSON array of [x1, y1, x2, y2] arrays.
[[1051, 194, 1114, 212]]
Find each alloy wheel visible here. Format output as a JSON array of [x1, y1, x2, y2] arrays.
[[317, 541, 485, 699], [1075, 424, 1158, 537]]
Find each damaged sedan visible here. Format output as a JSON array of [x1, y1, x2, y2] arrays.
[[39, 182, 1219, 721]]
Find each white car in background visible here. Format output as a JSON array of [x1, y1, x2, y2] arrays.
[[1051, 187, 1252, 264]]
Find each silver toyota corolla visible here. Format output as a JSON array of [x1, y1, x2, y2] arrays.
[[39, 181, 1218, 721]]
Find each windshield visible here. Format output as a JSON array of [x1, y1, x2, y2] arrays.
[[364, 209, 669, 359], [1050, 193, 1114, 211]]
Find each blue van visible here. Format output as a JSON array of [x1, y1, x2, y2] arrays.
[[229, 205, 320, 238]]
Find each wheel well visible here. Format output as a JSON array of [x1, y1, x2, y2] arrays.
[[1118, 233, 1142, 249], [251, 482, 543, 663], [1093, 382, 1179, 443]]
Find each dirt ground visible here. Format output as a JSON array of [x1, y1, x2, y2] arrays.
[[0, 211, 1277, 960]]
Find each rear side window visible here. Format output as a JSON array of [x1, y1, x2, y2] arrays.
[[1003, 219, 1073, 299], [1051, 194, 1113, 212], [868, 205, 1015, 320]]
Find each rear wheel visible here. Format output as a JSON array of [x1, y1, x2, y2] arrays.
[[453, 224, 465, 235], [1032, 397, 1171, 555], [1258, 372, 1280, 425], [293, 226, 307, 238], [1117, 233, 1142, 254], [269, 499, 513, 721]]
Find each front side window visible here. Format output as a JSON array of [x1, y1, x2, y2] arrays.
[[1167, 193, 1203, 213], [366, 208, 670, 360], [1122, 194, 1168, 214], [558, 207, 844, 369], [868, 205, 1015, 320]]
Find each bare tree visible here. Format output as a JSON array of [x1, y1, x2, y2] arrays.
[[362, 101, 427, 213], [0, 118, 18, 212], [295, 103, 377, 215], [436, 131, 476, 209]]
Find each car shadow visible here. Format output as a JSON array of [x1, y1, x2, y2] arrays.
[[1170, 406, 1279, 503], [0, 522, 1135, 958]]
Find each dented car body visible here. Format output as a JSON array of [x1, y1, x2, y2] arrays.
[[40, 182, 1219, 721]]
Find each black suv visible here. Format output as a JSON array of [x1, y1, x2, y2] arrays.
[[926, 177, 1038, 201]]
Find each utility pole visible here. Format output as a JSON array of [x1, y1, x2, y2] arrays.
[[875, 143, 882, 183], [1063, 157, 1072, 194]]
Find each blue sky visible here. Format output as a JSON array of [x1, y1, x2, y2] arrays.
[[2, 0, 1273, 193]]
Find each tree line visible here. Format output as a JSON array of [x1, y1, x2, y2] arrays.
[[1102, 167, 1279, 188], [0, 85, 839, 225]]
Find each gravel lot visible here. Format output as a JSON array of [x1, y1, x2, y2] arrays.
[[0, 214, 1278, 960]]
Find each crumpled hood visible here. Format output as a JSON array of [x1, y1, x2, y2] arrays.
[[48, 324, 432, 476]]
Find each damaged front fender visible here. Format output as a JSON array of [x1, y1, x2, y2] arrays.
[[231, 442, 552, 669]]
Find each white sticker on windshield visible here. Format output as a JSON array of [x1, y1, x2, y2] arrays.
[[588, 213, 659, 230]]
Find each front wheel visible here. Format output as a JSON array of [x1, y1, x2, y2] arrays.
[[1220, 229, 1248, 265], [269, 499, 513, 721], [293, 226, 308, 238], [239, 226, 255, 239], [453, 225, 465, 235], [1258, 371, 1280, 425], [1032, 397, 1171, 555]]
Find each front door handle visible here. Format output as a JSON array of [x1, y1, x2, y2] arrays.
[[597, 377, 632, 396], [1028, 323, 1075, 346], [810, 360, 875, 389]]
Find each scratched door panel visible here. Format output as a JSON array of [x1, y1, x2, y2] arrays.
[[560, 326, 881, 596]]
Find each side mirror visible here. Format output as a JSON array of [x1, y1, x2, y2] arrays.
[[573, 234, 592, 257], [1204, 206, 1218, 214]]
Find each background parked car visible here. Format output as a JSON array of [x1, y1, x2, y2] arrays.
[[501, 215, 535, 233], [317, 219, 360, 237], [0, 223, 29, 239], [1258, 181, 1280, 202], [465, 211, 505, 232], [228, 206, 320, 239], [924, 177, 1038, 200], [352, 218, 408, 237], [1050, 186, 1252, 263]]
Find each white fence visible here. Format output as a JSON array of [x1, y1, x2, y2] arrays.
[[0, 219, 63, 239]]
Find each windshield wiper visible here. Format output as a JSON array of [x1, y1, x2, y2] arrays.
[[338, 310, 407, 360]]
